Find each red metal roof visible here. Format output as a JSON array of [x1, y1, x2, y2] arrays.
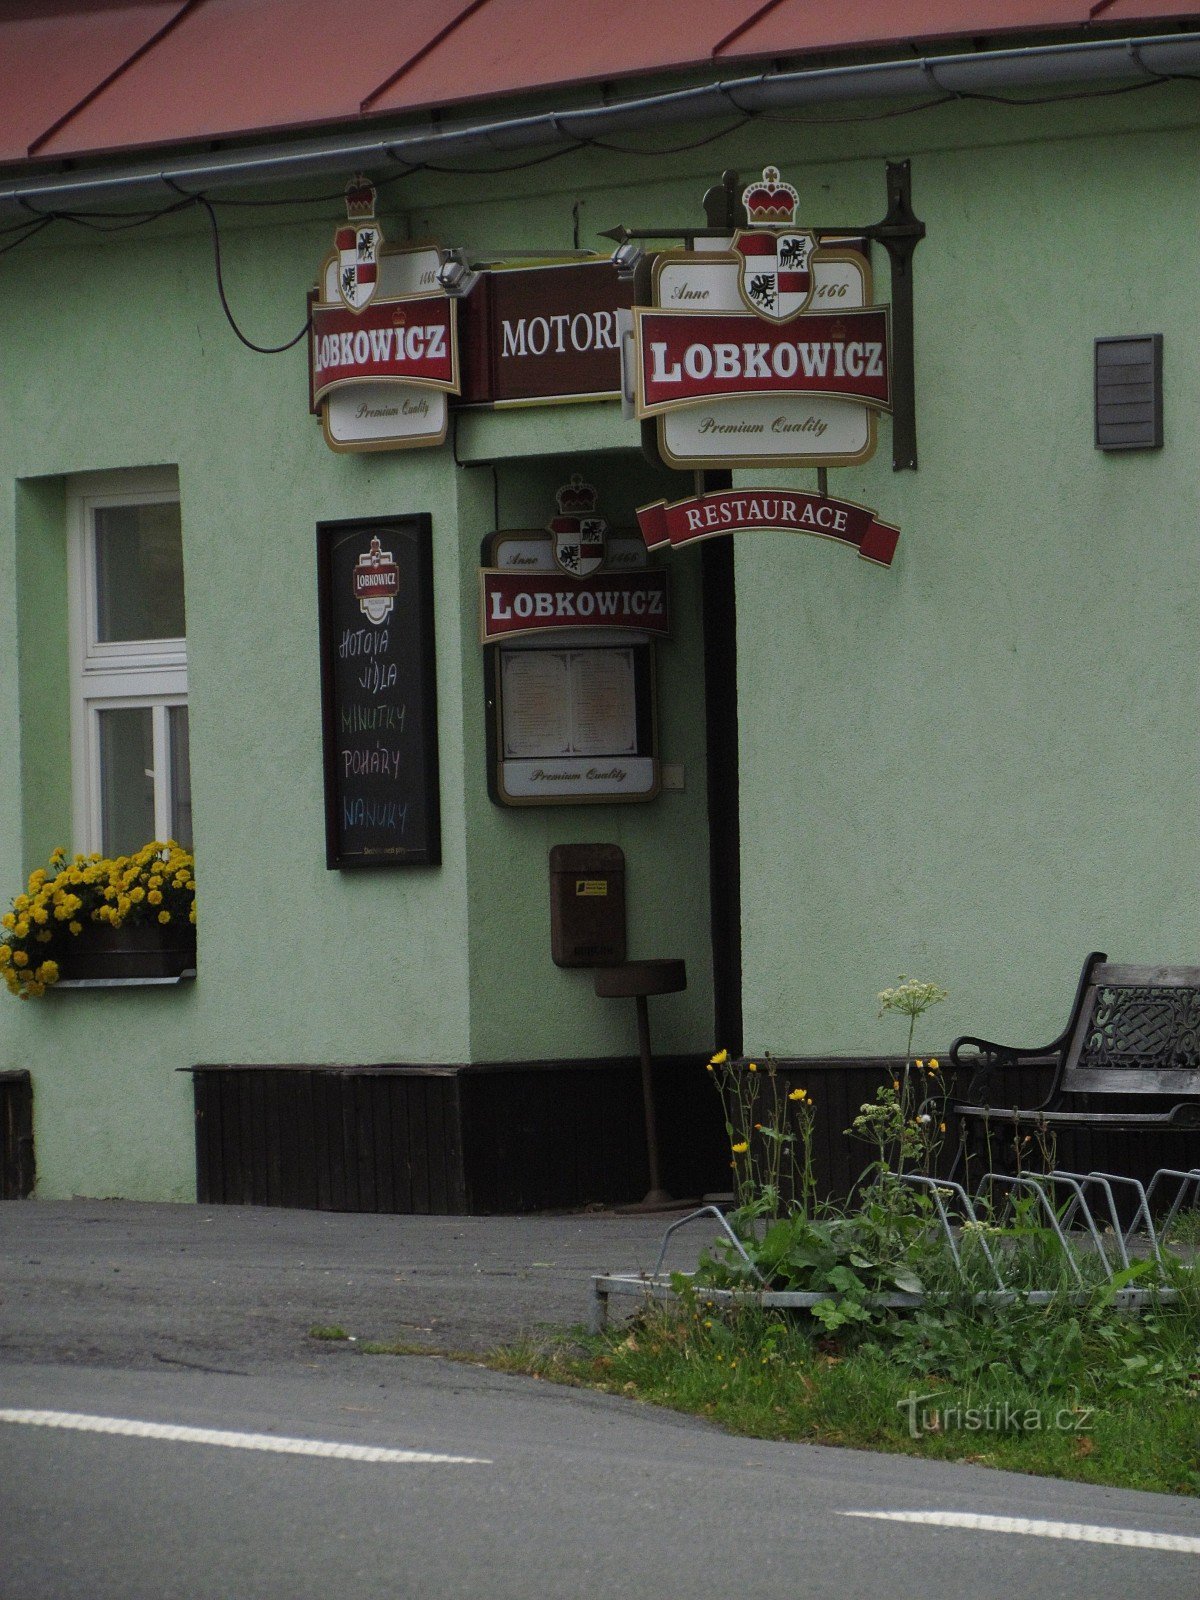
[[715, 1, 1090, 61], [0, 1, 184, 162], [366, 0, 768, 118], [4, 0, 1200, 168], [25, 0, 490, 159]]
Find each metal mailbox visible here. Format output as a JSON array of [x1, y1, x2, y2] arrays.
[[549, 843, 626, 967]]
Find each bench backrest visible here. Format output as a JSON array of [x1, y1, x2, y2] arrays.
[[1062, 964, 1200, 1097]]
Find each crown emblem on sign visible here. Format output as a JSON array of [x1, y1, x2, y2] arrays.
[[345, 175, 377, 222], [550, 477, 607, 578], [742, 166, 799, 228], [336, 176, 382, 312], [556, 475, 599, 516]]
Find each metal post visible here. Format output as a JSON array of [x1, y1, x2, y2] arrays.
[[635, 993, 669, 1203]]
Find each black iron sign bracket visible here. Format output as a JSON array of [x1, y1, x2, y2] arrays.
[[604, 161, 926, 472]]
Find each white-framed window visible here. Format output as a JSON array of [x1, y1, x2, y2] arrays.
[[67, 469, 192, 856]]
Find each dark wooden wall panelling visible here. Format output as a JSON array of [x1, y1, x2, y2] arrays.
[[189, 1057, 1200, 1215], [1, 1070, 35, 1199]]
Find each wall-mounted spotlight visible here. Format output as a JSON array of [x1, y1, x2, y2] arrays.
[[610, 241, 645, 281], [436, 248, 478, 297]]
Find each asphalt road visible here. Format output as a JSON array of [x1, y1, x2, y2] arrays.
[[1, 1201, 1198, 1599]]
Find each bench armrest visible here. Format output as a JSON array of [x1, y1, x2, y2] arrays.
[[949, 951, 1108, 1107]]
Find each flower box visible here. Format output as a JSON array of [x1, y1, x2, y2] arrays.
[[52, 920, 197, 983], [2, 842, 196, 997]]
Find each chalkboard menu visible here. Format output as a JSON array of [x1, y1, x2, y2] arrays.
[[317, 516, 441, 867]]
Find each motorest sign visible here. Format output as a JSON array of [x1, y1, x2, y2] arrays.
[[458, 260, 633, 406]]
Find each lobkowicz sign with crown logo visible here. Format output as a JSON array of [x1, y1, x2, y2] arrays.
[[626, 165, 900, 565], [632, 166, 892, 472], [480, 478, 670, 643], [308, 177, 461, 451], [479, 480, 666, 805]]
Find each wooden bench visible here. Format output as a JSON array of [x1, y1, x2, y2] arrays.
[[950, 951, 1200, 1177]]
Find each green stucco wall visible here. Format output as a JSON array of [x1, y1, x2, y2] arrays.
[[2, 81, 1198, 1198]]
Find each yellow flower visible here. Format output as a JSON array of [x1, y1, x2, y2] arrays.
[[128, 886, 145, 903], [1, 913, 14, 930], [915, 1059, 924, 1070], [709, 1049, 728, 1066], [0, 946, 9, 967], [928, 1057, 939, 1071], [68, 921, 82, 936], [747, 1061, 757, 1072], [12, 950, 28, 968], [147, 889, 162, 906], [157, 910, 171, 925], [37, 961, 58, 984], [731, 1141, 749, 1155], [788, 1087, 808, 1102]]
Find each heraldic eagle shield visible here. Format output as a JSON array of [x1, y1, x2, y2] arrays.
[[335, 176, 383, 312], [549, 476, 608, 577], [732, 166, 816, 323]]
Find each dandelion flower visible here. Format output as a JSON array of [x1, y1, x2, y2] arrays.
[[731, 1141, 749, 1155]]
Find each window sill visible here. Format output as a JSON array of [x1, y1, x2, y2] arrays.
[[52, 970, 196, 990]]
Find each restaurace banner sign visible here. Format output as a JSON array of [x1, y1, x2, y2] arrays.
[[636, 488, 899, 566], [632, 165, 893, 469], [308, 177, 460, 452]]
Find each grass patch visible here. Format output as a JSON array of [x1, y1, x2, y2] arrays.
[[485, 1291, 1200, 1497], [308, 1324, 351, 1341]]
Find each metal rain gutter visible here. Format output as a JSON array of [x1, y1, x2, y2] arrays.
[[2, 30, 1199, 218]]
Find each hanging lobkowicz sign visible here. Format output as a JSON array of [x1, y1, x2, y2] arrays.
[[308, 177, 460, 452]]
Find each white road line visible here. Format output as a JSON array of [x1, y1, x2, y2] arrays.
[[840, 1511, 1200, 1554], [0, 1409, 491, 1465]]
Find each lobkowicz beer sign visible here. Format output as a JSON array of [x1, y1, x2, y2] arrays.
[[633, 166, 892, 469], [480, 477, 670, 643], [629, 165, 900, 565], [309, 178, 460, 451]]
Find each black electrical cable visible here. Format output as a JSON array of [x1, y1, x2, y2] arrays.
[[193, 192, 311, 354], [0, 215, 54, 255], [562, 114, 751, 155]]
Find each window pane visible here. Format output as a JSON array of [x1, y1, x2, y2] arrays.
[[94, 501, 185, 642], [168, 705, 193, 850], [98, 707, 155, 856]]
